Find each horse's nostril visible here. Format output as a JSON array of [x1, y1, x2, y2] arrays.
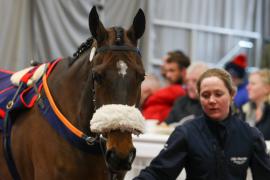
[[128, 148, 136, 163], [105, 148, 136, 171], [105, 150, 113, 162]]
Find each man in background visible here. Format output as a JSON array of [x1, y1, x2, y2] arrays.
[[162, 50, 190, 85], [164, 62, 208, 125], [141, 50, 190, 122]]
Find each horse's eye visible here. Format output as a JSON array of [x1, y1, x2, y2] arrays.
[[140, 75, 145, 82], [93, 72, 103, 83], [138, 73, 145, 83]]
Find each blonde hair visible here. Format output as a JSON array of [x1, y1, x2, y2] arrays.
[[187, 62, 209, 76], [251, 69, 270, 85], [196, 68, 236, 95], [250, 69, 270, 102]]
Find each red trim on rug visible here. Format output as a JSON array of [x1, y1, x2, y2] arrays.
[[46, 58, 62, 76], [0, 86, 16, 95], [20, 66, 38, 84], [0, 108, 5, 119], [19, 58, 62, 108], [20, 86, 36, 108], [0, 69, 14, 74]]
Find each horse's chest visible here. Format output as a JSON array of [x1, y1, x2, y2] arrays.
[[48, 155, 108, 179]]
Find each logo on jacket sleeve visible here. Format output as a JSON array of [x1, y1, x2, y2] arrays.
[[163, 143, 168, 150], [230, 157, 248, 165]]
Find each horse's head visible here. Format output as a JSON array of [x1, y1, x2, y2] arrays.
[[87, 7, 146, 172]]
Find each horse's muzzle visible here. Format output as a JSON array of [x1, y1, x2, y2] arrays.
[[105, 147, 136, 171]]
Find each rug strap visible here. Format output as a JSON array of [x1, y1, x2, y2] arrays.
[[3, 111, 21, 180]]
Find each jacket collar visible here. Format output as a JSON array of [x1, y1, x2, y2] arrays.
[[196, 112, 237, 150]]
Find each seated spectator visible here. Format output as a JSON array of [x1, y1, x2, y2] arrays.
[[224, 54, 249, 108], [141, 50, 190, 122], [160, 53, 170, 86], [164, 50, 190, 85], [243, 69, 270, 140], [165, 62, 208, 125], [139, 74, 161, 107]]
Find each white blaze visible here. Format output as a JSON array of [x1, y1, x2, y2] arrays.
[[116, 60, 128, 77]]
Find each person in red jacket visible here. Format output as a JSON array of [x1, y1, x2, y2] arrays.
[[142, 50, 190, 122]]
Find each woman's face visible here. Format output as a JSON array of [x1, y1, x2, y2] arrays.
[[247, 73, 269, 103], [199, 76, 233, 121]]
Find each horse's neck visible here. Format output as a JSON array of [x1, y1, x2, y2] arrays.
[[48, 55, 94, 134]]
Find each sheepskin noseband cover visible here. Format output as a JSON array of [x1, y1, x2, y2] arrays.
[[90, 104, 145, 135]]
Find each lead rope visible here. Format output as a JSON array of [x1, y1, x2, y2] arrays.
[[99, 137, 119, 180], [94, 78, 114, 179]]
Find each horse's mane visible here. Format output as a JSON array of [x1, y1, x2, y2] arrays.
[[69, 37, 94, 65], [70, 27, 125, 66]]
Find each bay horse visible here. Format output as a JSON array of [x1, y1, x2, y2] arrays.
[[0, 6, 145, 180]]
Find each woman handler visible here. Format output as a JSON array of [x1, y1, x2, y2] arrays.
[[134, 68, 270, 180]]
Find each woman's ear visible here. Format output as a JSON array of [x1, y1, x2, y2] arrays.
[[266, 85, 270, 103], [195, 89, 200, 98], [266, 84, 270, 93], [230, 88, 237, 104]]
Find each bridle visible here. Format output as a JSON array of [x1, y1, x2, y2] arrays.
[[89, 28, 142, 179], [88, 41, 141, 139], [96, 45, 141, 56]]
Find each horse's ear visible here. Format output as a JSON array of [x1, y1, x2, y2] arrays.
[[89, 6, 107, 42], [127, 9, 145, 44]]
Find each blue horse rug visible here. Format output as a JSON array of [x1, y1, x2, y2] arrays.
[[0, 60, 60, 131]]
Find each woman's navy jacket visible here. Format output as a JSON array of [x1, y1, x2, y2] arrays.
[[134, 114, 270, 180]]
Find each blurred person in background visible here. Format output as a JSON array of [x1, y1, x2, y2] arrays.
[[224, 53, 249, 108], [261, 43, 270, 69], [134, 68, 270, 180], [160, 50, 189, 86], [163, 50, 190, 85], [243, 69, 270, 140], [139, 74, 161, 108], [141, 50, 190, 122], [164, 62, 208, 125]]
